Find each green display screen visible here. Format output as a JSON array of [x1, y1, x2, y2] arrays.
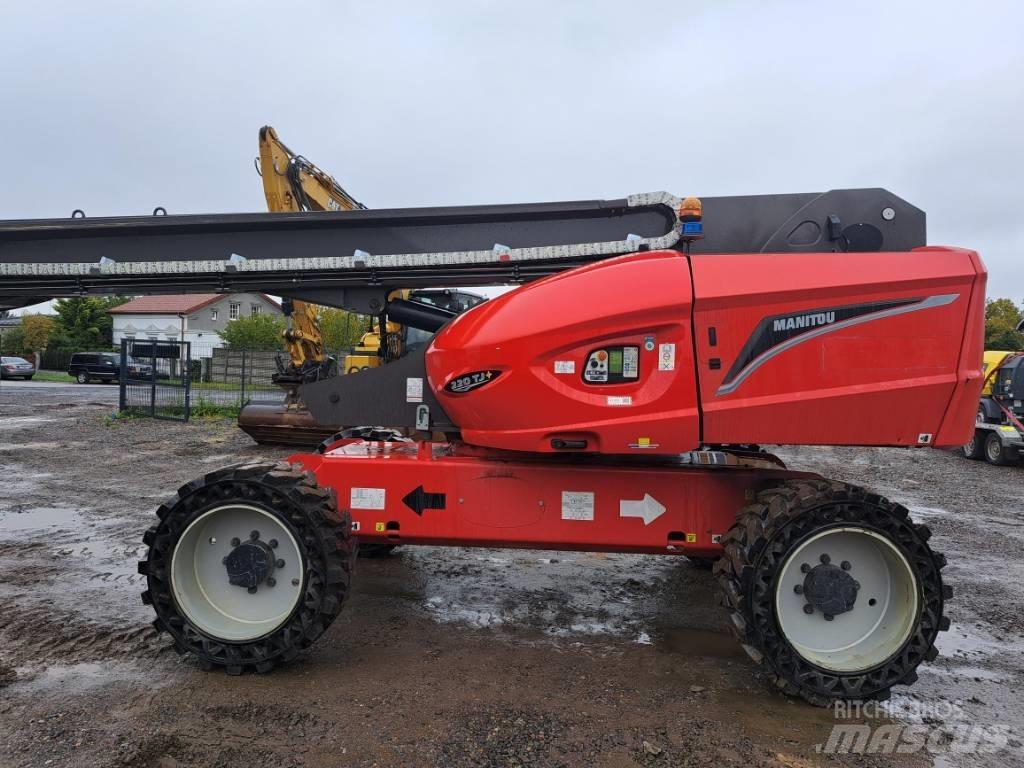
[[609, 349, 623, 374]]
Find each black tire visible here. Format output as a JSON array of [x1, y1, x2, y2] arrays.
[[76, 371, 89, 384], [984, 432, 1017, 466], [714, 479, 950, 706], [962, 430, 985, 460], [24, 376, 33, 381], [139, 461, 354, 674]]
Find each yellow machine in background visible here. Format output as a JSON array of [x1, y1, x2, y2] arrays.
[[257, 125, 363, 373], [982, 350, 1014, 396], [343, 288, 485, 372], [236, 127, 366, 445], [237, 127, 486, 445]]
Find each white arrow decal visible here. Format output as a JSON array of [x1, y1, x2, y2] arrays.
[[619, 494, 666, 526]]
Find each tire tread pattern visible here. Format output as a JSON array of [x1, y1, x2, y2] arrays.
[[713, 479, 949, 706], [139, 461, 353, 674]]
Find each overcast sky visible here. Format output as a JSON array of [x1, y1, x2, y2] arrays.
[[2, 0, 1021, 312]]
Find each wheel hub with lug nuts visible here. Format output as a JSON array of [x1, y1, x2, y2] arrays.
[[774, 526, 919, 673], [794, 555, 860, 621], [170, 503, 305, 642], [222, 531, 286, 594]]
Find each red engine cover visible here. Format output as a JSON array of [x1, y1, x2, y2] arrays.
[[692, 246, 986, 447], [427, 247, 985, 454], [427, 251, 701, 454]]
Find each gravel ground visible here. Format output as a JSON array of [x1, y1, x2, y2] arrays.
[[0, 383, 1022, 767]]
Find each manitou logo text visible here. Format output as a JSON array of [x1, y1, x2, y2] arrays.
[[773, 311, 836, 332]]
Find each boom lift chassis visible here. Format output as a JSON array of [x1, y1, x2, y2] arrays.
[[0, 188, 964, 705]]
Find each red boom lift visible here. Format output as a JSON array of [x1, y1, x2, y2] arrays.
[[0, 188, 985, 704]]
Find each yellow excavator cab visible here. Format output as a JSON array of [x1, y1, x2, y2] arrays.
[[982, 350, 1015, 395]]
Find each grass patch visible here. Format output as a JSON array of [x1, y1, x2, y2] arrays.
[[28, 370, 76, 383], [189, 399, 242, 419]]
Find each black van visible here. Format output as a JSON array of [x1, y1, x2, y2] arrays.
[[67, 352, 153, 384]]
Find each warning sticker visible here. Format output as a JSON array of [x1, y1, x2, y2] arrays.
[[685, 532, 697, 543], [561, 491, 594, 521], [350, 487, 386, 510], [351, 521, 361, 532], [607, 395, 632, 406], [659, 343, 676, 371], [623, 347, 639, 378], [554, 360, 576, 374], [406, 377, 424, 403]]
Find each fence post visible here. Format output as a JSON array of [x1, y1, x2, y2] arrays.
[[150, 341, 157, 418], [119, 339, 127, 412], [183, 341, 191, 422], [240, 349, 247, 405]]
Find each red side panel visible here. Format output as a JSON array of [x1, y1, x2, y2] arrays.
[[295, 442, 812, 556], [426, 251, 700, 454], [934, 248, 987, 446], [692, 247, 985, 446]]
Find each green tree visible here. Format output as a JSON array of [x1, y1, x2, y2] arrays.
[[0, 326, 26, 355], [21, 314, 55, 351], [984, 298, 1024, 351], [50, 296, 130, 349], [221, 314, 287, 351], [319, 308, 369, 352]]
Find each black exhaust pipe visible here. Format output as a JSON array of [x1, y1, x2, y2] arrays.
[[385, 298, 456, 332]]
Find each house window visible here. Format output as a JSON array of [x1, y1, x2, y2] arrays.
[[229, 303, 240, 320], [251, 304, 262, 317], [211, 308, 219, 321]]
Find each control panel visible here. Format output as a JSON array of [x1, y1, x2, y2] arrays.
[[582, 345, 640, 385]]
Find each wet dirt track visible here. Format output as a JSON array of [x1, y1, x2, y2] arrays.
[[0, 384, 1021, 767]]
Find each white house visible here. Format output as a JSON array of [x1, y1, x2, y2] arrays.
[[109, 293, 282, 352]]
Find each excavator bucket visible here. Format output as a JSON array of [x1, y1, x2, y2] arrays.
[[236, 403, 336, 446]]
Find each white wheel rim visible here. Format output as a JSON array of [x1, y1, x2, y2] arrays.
[[170, 504, 305, 642], [775, 527, 919, 673]]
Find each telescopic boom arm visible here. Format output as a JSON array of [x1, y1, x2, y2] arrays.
[[0, 188, 924, 314]]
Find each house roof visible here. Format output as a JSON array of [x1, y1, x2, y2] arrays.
[[109, 294, 281, 315]]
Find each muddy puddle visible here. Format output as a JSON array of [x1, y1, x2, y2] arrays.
[[0, 505, 85, 532]]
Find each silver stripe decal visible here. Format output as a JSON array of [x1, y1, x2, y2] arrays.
[[715, 293, 960, 396]]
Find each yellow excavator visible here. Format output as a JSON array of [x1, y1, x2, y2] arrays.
[[237, 127, 484, 445], [236, 126, 365, 445]]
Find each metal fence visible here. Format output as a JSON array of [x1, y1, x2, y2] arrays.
[[189, 343, 284, 409], [38, 348, 79, 372], [119, 340, 284, 421], [120, 339, 191, 420]]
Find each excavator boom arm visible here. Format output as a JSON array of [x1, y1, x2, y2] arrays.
[[256, 126, 365, 370]]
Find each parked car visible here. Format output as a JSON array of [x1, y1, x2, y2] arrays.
[[0, 356, 35, 380], [67, 352, 153, 384]]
